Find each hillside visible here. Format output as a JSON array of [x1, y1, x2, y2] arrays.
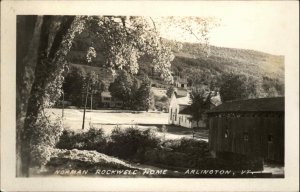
[[173, 42, 284, 83], [66, 33, 284, 96]]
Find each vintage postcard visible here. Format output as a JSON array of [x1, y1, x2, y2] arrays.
[[1, 0, 299, 191]]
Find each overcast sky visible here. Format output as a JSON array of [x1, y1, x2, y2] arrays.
[[156, 2, 298, 56]]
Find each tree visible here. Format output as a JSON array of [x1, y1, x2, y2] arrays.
[[89, 74, 106, 109], [262, 76, 284, 97], [17, 16, 87, 177], [109, 71, 138, 109], [219, 73, 248, 102], [219, 73, 261, 102], [136, 75, 152, 111], [62, 67, 85, 107], [166, 85, 175, 98], [190, 89, 212, 128], [82, 47, 98, 129]]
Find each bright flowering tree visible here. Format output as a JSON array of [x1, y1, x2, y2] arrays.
[[17, 15, 217, 176]]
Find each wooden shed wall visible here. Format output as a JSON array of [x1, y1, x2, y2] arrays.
[[209, 114, 284, 163]]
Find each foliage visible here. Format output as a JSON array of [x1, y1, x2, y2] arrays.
[[81, 128, 107, 152], [56, 128, 107, 153], [136, 75, 152, 111], [219, 73, 247, 102], [190, 89, 212, 127], [30, 116, 63, 166], [57, 126, 160, 161], [69, 16, 179, 82], [62, 68, 105, 107], [108, 71, 138, 108], [145, 138, 209, 168], [154, 95, 169, 112], [109, 72, 152, 110], [149, 90, 156, 111], [219, 73, 260, 102], [107, 126, 160, 160], [262, 76, 284, 97], [56, 129, 78, 149], [166, 85, 175, 98], [62, 67, 85, 106], [157, 17, 220, 56]]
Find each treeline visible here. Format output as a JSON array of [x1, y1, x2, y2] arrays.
[[62, 67, 105, 108], [61, 68, 153, 111]]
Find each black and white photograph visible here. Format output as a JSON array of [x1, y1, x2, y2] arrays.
[[1, 1, 299, 191]]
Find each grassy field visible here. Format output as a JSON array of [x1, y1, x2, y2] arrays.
[[47, 108, 208, 141]]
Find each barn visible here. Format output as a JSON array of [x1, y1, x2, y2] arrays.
[[207, 97, 284, 164]]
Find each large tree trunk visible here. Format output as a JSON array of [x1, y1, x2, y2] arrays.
[[16, 15, 43, 177], [17, 16, 76, 177]]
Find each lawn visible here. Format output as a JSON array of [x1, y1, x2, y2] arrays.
[[47, 108, 208, 141]]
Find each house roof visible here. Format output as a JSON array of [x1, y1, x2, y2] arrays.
[[207, 97, 284, 113], [174, 88, 188, 98], [176, 91, 192, 105], [178, 104, 192, 115]]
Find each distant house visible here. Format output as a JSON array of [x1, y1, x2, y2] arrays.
[[100, 91, 123, 108], [169, 89, 193, 128], [174, 77, 188, 89], [168, 88, 221, 128], [168, 87, 222, 129], [207, 97, 284, 163]]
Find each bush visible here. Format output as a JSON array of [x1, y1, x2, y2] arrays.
[[81, 128, 107, 153], [107, 126, 160, 161], [56, 128, 107, 153], [142, 138, 210, 168], [56, 129, 77, 150]]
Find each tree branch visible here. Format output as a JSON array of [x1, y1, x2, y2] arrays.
[[48, 16, 76, 59]]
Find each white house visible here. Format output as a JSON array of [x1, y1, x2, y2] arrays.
[[168, 89, 221, 128], [168, 88, 201, 128]]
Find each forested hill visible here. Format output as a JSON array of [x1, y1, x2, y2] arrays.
[[67, 36, 284, 96], [168, 42, 284, 94], [172, 42, 284, 83]]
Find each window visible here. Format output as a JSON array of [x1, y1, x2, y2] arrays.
[[268, 134, 273, 143], [243, 132, 249, 141], [175, 109, 177, 121], [103, 97, 110, 101], [170, 109, 172, 120], [181, 84, 184, 88]]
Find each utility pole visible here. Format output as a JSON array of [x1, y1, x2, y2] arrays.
[[90, 93, 93, 111], [82, 80, 90, 130], [62, 91, 64, 118]]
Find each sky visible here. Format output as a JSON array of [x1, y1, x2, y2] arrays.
[[156, 2, 298, 56]]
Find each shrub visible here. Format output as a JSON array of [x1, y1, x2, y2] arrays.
[[81, 128, 107, 153], [107, 126, 160, 161], [56, 129, 78, 150], [56, 128, 107, 153]]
